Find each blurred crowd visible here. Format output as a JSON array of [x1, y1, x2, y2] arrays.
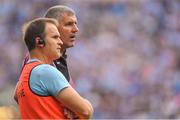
[[0, 0, 179, 119]]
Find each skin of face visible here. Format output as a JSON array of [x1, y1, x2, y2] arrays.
[[43, 22, 63, 61], [58, 14, 79, 50]]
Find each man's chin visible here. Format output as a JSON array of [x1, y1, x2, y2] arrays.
[[66, 43, 75, 48]]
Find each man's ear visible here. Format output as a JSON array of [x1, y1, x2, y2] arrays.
[[35, 37, 45, 47]]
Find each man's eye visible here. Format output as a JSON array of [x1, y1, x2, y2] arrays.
[[65, 22, 73, 26], [53, 36, 59, 39]]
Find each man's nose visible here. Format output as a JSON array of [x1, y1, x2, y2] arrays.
[[58, 38, 63, 46], [72, 24, 79, 33]]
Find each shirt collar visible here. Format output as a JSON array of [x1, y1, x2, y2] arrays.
[[62, 50, 67, 59], [27, 58, 42, 63]]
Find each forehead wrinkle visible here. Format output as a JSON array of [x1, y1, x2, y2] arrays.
[[61, 14, 77, 22]]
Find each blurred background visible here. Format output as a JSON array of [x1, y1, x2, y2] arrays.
[[0, 0, 180, 119]]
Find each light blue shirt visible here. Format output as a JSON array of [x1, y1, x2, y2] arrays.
[[29, 63, 70, 96]]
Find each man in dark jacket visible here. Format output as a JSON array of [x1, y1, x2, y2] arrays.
[[45, 5, 79, 84]]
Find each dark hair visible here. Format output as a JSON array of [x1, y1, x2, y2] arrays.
[[23, 18, 58, 51], [44, 5, 75, 21]]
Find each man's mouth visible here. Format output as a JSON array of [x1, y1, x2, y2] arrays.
[[57, 46, 61, 50], [70, 35, 76, 39]]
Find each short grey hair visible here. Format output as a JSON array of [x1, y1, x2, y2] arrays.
[[44, 5, 75, 21]]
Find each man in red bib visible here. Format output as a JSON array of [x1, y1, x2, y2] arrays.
[[14, 18, 93, 119]]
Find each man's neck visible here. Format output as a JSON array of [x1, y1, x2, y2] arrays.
[[61, 47, 66, 56], [29, 50, 52, 64], [60, 47, 66, 56]]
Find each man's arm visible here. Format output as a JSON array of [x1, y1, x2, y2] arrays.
[[56, 86, 93, 119], [30, 64, 93, 119]]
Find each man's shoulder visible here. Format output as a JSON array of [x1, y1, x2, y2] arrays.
[[54, 56, 70, 82], [32, 64, 58, 75]]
